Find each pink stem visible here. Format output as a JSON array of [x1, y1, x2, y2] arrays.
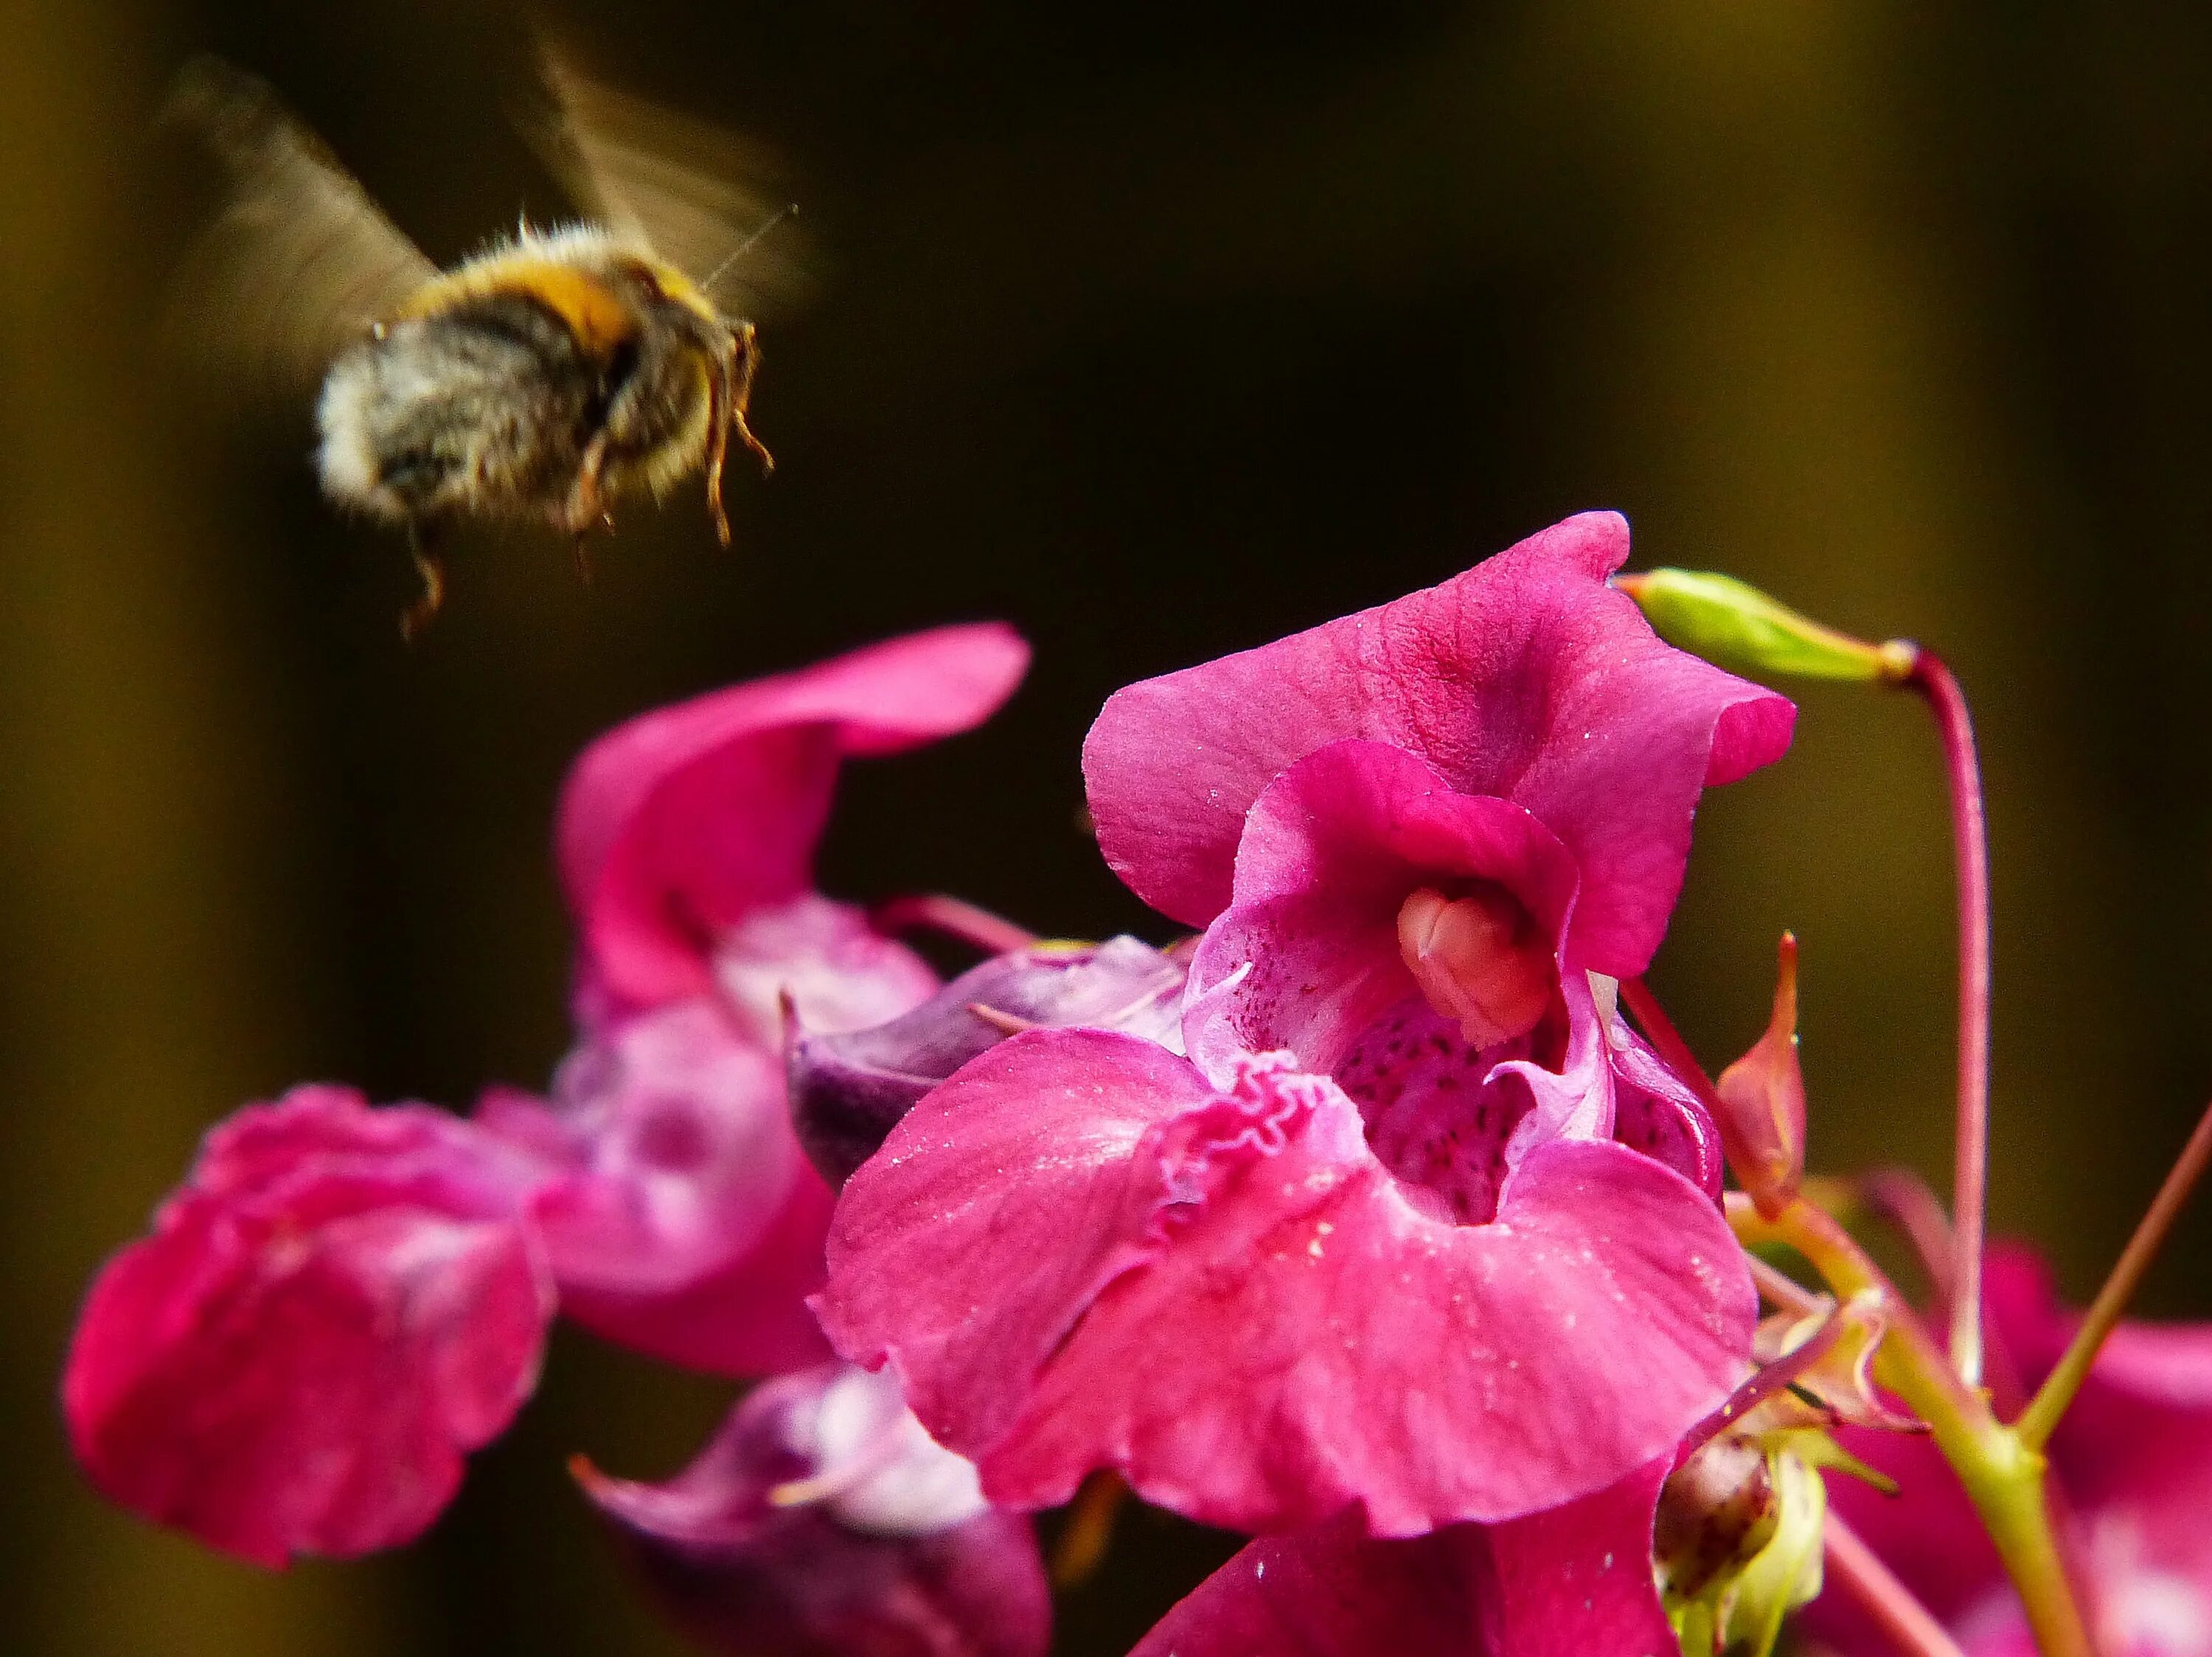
[[1823, 1510, 1971, 1657], [869, 894, 1040, 956], [1747, 1252, 1829, 1317], [1860, 1166, 1958, 1312], [1621, 976, 1736, 1129], [1905, 650, 1992, 1388]]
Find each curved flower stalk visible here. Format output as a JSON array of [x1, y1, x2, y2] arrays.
[[63, 626, 1029, 1566], [820, 515, 1794, 1538]]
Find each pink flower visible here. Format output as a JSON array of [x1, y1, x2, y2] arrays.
[[1806, 1247, 2212, 1657], [577, 1363, 1051, 1657], [64, 627, 1030, 1564], [1128, 1459, 1677, 1657], [478, 625, 1028, 1374], [62, 1087, 555, 1566], [1083, 510, 1795, 974], [558, 625, 1030, 1014], [820, 520, 1786, 1535]]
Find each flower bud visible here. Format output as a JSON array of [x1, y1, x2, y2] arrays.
[[1716, 934, 1807, 1219], [1396, 883, 1553, 1049], [1615, 569, 1916, 684], [1657, 1437, 1827, 1657]]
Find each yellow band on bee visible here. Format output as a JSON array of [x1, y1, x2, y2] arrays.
[[399, 257, 640, 358]]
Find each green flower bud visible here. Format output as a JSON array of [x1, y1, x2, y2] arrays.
[[1615, 569, 1916, 684]]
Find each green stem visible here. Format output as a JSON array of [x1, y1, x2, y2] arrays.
[[2017, 1094, 2212, 1451], [1730, 1197, 2094, 1657]]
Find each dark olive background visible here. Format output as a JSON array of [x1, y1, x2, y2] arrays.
[[5, 1, 2211, 1651]]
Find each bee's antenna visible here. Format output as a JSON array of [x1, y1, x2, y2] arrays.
[[701, 201, 798, 296]]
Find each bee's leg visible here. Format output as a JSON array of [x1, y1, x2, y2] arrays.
[[728, 322, 773, 476], [563, 431, 611, 539], [399, 521, 447, 642], [572, 535, 595, 586], [703, 347, 734, 546]]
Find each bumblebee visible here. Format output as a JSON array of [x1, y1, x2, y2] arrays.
[[164, 55, 804, 636]]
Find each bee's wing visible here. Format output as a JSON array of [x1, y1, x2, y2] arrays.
[[161, 56, 438, 397], [524, 49, 812, 320]]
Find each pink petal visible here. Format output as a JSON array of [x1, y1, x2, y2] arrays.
[[477, 998, 834, 1376], [578, 1364, 1050, 1657], [1607, 1021, 1726, 1201], [708, 893, 942, 1050], [1130, 1515, 1484, 1655], [1180, 740, 1580, 1085], [1083, 512, 1793, 973], [63, 1086, 554, 1566], [1130, 1459, 1674, 1657], [818, 1029, 1755, 1534], [560, 625, 1029, 1007], [790, 935, 1186, 1187]]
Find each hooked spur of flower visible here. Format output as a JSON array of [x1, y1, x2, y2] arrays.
[[820, 518, 1790, 1538], [63, 1086, 557, 1566], [577, 1363, 1051, 1657], [1804, 1246, 2212, 1657], [64, 625, 1031, 1565]]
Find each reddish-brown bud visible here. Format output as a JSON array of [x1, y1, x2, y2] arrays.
[[1717, 934, 1807, 1219]]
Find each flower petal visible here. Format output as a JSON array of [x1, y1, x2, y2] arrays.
[[560, 624, 1029, 1007], [1607, 1018, 1727, 1201], [578, 1364, 1050, 1657], [478, 998, 833, 1376], [1083, 512, 1792, 972], [63, 1086, 554, 1566], [818, 1029, 1755, 1533], [1180, 740, 1579, 1083], [790, 935, 1186, 1187], [1130, 1459, 1674, 1657]]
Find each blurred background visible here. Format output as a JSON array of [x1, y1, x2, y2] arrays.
[[4, 0, 2210, 1650]]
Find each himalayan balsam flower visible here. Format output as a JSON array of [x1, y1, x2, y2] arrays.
[[62, 1086, 555, 1566], [480, 623, 1031, 1374], [819, 513, 1795, 1537], [1806, 1247, 2212, 1657], [64, 626, 1029, 1565], [579, 1363, 1050, 1657]]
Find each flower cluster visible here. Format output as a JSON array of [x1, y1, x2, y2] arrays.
[[63, 513, 2212, 1656]]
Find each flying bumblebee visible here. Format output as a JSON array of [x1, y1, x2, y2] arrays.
[[164, 54, 806, 636]]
